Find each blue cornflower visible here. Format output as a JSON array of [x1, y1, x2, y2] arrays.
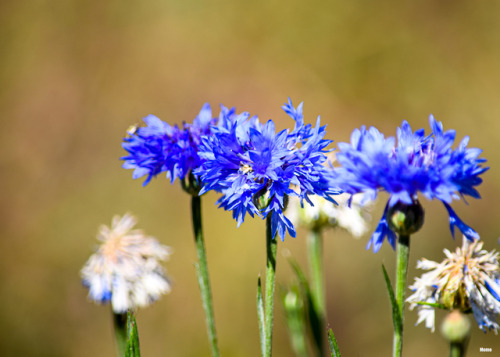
[[121, 103, 216, 186], [335, 115, 488, 252], [196, 99, 341, 240]]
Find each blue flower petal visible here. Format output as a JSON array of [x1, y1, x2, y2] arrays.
[[366, 203, 397, 252], [443, 202, 479, 241]]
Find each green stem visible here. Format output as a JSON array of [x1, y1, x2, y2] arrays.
[[191, 195, 220, 357], [449, 342, 467, 357], [264, 215, 278, 357], [393, 234, 410, 357], [113, 312, 127, 357], [307, 229, 325, 356]]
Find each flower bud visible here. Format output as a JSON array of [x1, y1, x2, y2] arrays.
[[253, 190, 289, 211], [284, 290, 301, 312], [440, 310, 471, 343], [253, 189, 272, 210], [181, 172, 201, 196], [387, 200, 424, 236]]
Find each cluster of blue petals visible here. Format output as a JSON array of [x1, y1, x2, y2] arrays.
[[335, 115, 488, 252], [195, 99, 341, 241], [121, 104, 216, 185]]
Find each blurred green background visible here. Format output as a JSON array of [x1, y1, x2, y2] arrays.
[[1, 1, 500, 356]]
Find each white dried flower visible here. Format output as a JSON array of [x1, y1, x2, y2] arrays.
[[407, 237, 500, 333], [286, 194, 371, 237], [81, 213, 172, 313]]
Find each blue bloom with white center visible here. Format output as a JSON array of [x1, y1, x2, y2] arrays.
[[196, 99, 341, 240], [121, 103, 216, 186], [335, 115, 487, 252]]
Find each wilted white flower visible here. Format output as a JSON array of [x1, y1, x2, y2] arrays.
[[81, 213, 172, 313], [407, 237, 500, 333], [286, 194, 371, 237]]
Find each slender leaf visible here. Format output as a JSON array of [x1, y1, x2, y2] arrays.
[[281, 285, 308, 357], [289, 258, 323, 355], [415, 301, 447, 309], [327, 328, 341, 357], [382, 264, 402, 333], [126, 311, 141, 357]]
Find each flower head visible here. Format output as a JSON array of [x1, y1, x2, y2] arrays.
[[335, 116, 487, 252], [286, 194, 371, 236], [407, 237, 500, 333], [81, 213, 172, 313], [121, 104, 216, 186], [196, 99, 341, 240]]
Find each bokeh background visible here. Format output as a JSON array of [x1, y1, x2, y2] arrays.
[[1, 1, 500, 356]]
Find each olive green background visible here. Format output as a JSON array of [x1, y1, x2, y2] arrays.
[[1, 1, 500, 356]]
